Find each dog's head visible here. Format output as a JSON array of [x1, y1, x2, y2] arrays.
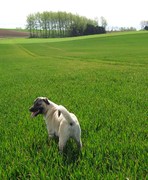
[[29, 97, 50, 117]]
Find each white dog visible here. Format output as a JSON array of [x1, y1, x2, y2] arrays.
[[29, 97, 82, 152]]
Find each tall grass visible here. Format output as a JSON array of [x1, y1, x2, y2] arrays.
[[0, 32, 147, 179]]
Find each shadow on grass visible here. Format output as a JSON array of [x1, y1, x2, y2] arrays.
[[61, 140, 82, 165], [29, 137, 82, 166]]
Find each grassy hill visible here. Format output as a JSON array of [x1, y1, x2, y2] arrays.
[[0, 32, 147, 179]]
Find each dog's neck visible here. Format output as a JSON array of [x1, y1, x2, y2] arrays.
[[43, 102, 58, 119]]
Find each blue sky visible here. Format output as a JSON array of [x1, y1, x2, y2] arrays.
[[0, 0, 148, 29]]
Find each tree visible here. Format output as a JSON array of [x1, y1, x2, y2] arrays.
[[144, 26, 148, 30], [26, 11, 106, 38], [84, 24, 106, 35], [100, 16, 107, 29], [26, 14, 36, 38], [36, 12, 42, 38], [119, 27, 137, 31], [140, 20, 148, 30]]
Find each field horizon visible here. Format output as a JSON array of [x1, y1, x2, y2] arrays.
[[0, 28, 29, 38], [0, 31, 147, 179]]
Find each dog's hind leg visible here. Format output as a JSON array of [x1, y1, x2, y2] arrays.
[[75, 138, 82, 149], [74, 132, 82, 149], [74, 127, 82, 149], [58, 136, 69, 153]]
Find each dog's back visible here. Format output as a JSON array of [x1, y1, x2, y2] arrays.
[[58, 105, 78, 125]]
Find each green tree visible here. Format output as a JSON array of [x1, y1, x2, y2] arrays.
[[26, 11, 106, 38], [100, 16, 107, 29]]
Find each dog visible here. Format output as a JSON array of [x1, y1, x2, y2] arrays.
[[29, 97, 82, 152]]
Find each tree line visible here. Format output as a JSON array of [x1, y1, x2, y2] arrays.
[[140, 20, 148, 30], [26, 11, 106, 38]]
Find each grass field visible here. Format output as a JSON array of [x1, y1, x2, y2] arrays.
[[0, 31, 147, 179]]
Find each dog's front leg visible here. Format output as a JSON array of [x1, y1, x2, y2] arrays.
[[47, 134, 55, 146], [45, 124, 54, 139], [48, 134, 54, 139]]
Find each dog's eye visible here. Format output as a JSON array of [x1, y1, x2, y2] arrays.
[[36, 102, 41, 106]]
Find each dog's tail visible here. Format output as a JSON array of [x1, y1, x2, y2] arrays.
[[58, 105, 75, 124]]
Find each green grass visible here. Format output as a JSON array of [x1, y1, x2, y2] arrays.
[[0, 32, 147, 179]]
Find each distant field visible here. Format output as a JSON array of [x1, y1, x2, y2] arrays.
[[0, 32, 147, 179], [0, 29, 29, 38]]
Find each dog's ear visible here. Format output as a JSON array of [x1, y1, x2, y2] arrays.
[[43, 98, 50, 105]]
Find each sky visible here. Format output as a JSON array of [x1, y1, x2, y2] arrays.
[[0, 0, 148, 30]]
